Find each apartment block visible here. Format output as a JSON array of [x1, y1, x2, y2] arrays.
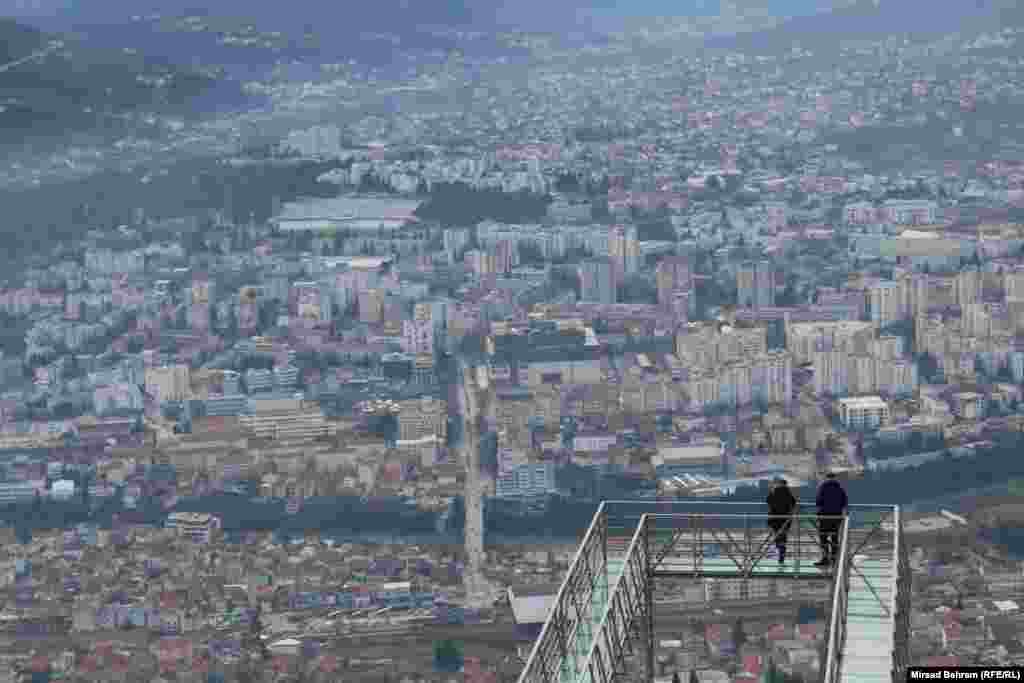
[[165, 512, 222, 544], [837, 396, 890, 430], [144, 365, 191, 404]]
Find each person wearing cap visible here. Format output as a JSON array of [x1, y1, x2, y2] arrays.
[[815, 472, 848, 567], [766, 477, 797, 565]]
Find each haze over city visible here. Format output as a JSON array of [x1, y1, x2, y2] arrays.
[[0, 0, 1022, 681]]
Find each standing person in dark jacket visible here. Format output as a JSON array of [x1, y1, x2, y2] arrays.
[[815, 472, 848, 567], [766, 477, 797, 565]]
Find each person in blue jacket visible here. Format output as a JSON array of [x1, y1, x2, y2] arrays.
[[815, 472, 848, 567]]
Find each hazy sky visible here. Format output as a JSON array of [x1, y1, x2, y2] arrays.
[[3, 0, 827, 26]]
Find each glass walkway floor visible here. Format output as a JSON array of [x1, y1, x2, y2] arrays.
[[517, 501, 910, 683]]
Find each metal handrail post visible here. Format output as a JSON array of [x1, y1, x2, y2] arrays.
[[517, 501, 606, 683], [795, 508, 803, 572], [583, 513, 649, 683], [644, 514, 655, 683], [744, 513, 750, 572], [890, 506, 900, 683], [824, 515, 851, 683]]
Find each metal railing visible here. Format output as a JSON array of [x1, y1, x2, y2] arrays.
[[892, 508, 911, 683], [578, 514, 651, 683], [824, 517, 851, 683], [890, 507, 901, 683], [844, 506, 900, 619], [599, 500, 895, 536], [643, 512, 843, 579], [822, 505, 909, 683], [843, 506, 895, 559], [517, 501, 610, 683], [518, 499, 907, 683]]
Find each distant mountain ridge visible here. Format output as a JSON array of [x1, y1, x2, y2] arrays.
[[12, 0, 842, 36], [12, 0, 476, 34], [0, 17, 247, 149], [0, 16, 45, 60], [14, 1, 485, 73], [706, 0, 1024, 53]]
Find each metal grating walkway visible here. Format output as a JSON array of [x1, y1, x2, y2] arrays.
[[516, 501, 910, 683], [831, 505, 910, 683], [841, 557, 897, 683]]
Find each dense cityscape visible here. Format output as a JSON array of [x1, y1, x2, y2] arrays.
[[1, 0, 1024, 681]]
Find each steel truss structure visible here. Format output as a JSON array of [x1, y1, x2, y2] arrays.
[[517, 501, 910, 683]]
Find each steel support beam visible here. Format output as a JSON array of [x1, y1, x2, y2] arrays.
[[518, 502, 907, 683]]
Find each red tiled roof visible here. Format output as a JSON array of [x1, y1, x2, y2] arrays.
[[924, 656, 959, 667], [191, 654, 210, 672], [110, 654, 130, 672], [797, 623, 823, 640], [743, 655, 764, 676]]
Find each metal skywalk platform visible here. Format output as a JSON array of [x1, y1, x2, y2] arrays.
[[517, 501, 910, 683]]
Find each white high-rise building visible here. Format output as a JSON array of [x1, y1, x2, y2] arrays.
[[812, 351, 849, 397], [144, 365, 190, 404], [282, 124, 342, 159], [868, 280, 901, 326], [609, 224, 640, 277], [1005, 267, 1024, 301], [579, 258, 617, 304], [402, 303, 435, 355], [837, 396, 889, 429], [955, 268, 982, 307]]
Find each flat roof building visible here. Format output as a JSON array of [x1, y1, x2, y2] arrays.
[[837, 396, 890, 430], [274, 197, 421, 232]]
